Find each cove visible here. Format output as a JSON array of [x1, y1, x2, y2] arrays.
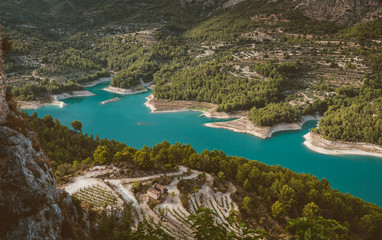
[[25, 82, 382, 207]]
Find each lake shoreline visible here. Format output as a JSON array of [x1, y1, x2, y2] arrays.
[[83, 77, 112, 87], [144, 94, 382, 158], [19, 90, 95, 109], [18, 100, 66, 109], [144, 94, 245, 118], [205, 115, 323, 139], [303, 132, 382, 158], [145, 94, 324, 139], [103, 85, 148, 95], [18, 77, 112, 110], [54, 90, 95, 100], [205, 117, 271, 138]]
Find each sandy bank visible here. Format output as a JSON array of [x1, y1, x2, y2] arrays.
[[18, 100, 66, 109], [270, 115, 323, 134], [205, 115, 323, 139], [144, 93, 215, 113], [144, 94, 245, 118], [54, 90, 95, 100], [144, 94, 157, 111], [103, 85, 148, 95], [83, 77, 112, 87], [205, 117, 271, 139], [303, 132, 382, 158]]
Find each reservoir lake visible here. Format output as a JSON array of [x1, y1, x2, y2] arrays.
[[25, 82, 382, 206]]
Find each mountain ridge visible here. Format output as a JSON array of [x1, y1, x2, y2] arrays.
[[1, 0, 381, 31]]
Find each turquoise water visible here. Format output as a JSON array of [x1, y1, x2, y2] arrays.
[[25, 82, 382, 207]]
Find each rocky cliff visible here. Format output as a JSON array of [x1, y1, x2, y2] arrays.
[[0, 26, 9, 124], [223, 0, 381, 26], [294, 0, 382, 26], [0, 27, 88, 240]]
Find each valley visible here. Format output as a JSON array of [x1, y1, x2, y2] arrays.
[[4, 1, 382, 146], [1, 0, 382, 239], [24, 82, 382, 208]]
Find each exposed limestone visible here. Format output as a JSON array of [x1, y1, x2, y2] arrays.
[[0, 109, 89, 240], [0, 28, 89, 238], [304, 132, 382, 158], [217, 0, 381, 26], [0, 25, 9, 124], [294, 0, 381, 26], [0, 125, 63, 239]]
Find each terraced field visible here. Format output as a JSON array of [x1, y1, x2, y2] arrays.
[[72, 185, 117, 208], [61, 166, 242, 239]]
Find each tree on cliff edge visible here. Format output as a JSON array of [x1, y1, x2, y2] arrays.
[[71, 120, 82, 133]]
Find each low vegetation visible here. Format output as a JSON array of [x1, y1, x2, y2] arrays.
[[73, 185, 117, 209]]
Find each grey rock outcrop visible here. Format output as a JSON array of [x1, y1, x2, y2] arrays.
[[295, 0, 382, 26], [0, 125, 63, 239], [0, 25, 9, 124], [221, 0, 381, 27], [0, 26, 89, 240]]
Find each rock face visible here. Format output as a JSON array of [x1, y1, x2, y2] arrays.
[[222, 0, 381, 27], [0, 27, 88, 240], [0, 125, 63, 239], [294, 0, 382, 26], [0, 26, 9, 124]]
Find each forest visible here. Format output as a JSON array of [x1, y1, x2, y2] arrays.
[[7, 78, 83, 101], [6, 70, 109, 101], [247, 102, 302, 126], [337, 19, 382, 44], [109, 36, 187, 88], [22, 112, 382, 239], [47, 33, 188, 89], [154, 60, 303, 113], [315, 74, 382, 145], [53, 47, 101, 70]]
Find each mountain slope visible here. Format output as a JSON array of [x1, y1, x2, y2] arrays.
[[295, 0, 381, 26], [1, 0, 381, 33], [222, 0, 382, 27]]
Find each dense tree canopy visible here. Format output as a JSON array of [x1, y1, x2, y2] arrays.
[[248, 102, 302, 126], [8, 78, 83, 101], [315, 74, 382, 145], [154, 60, 302, 113], [286, 216, 348, 240]]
